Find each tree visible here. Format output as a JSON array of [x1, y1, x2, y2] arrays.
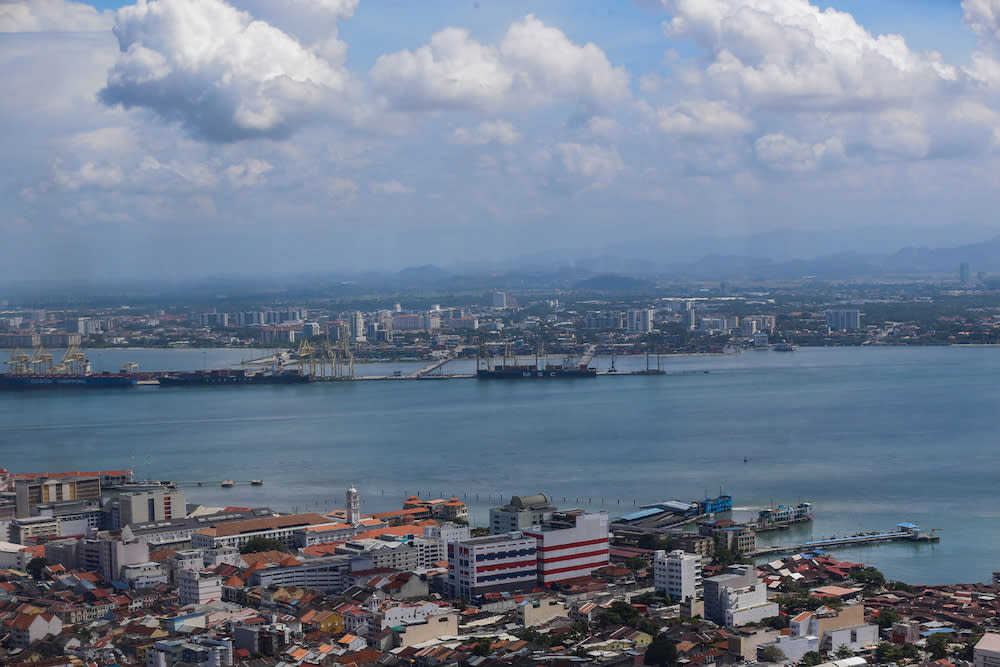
[[240, 537, 286, 554], [758, 645, 787, 663], [834, 644, 855, 659], [876, 607, 900, 629], [644, 636, 678, 667], [853, 566, 886, 587], [470, 526, 490, 537], [800, 650, 824, 666], [471, 637, 493, 656], [25, 557, 50, 579], [926, 632, 950, 660], [627, 557, 648, 572]]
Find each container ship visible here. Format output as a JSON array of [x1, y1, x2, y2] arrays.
[[157, 368, 309, 386], [1, 346, 138, 389], [477, 363, 597, 379]]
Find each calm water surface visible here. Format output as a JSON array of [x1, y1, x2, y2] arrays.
[[1, 346, 996, 585]]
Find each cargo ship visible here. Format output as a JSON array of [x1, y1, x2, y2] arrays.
[[0, 373, 138, 389], [477, 363, 597, 379], [477, 342, 596, 379], [1, 345, 138, 389], [157, 368, 309, 386]]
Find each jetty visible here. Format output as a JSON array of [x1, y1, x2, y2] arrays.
[[750, 522, 939, 558]]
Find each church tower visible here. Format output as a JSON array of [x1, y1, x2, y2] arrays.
[[346, 485, 360, 525]]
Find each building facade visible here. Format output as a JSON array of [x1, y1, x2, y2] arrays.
[[653, 549, 702, 602], [448, 532, 539, 600]]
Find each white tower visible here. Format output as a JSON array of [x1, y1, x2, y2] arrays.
[[346, 485, 360, 525]]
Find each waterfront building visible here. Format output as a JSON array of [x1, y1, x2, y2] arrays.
[[121, 507, 279, 552], [653, 549, 702, 602], [403, 495, 469, 521], [350, 312, 366, 342], [448, 532, 539, 600], [15, 474, 102, 518], [698, 518, 756, 554], [190, 512, 333, 551], [116, 487, 185, 528], [826, 309, 862, 331], [524, 511, 609, 584], [34, 499, 103, 535], [489, 494, 557, 534], [703, 564, 778, 627]]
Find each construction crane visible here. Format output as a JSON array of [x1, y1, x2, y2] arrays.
[[335, 324, 354, 379], [30, 345, 54, 375], [296, 340, 316, 376], [5, 348, 31, 375], [318, 338, 335, 377], [61, 344, 88, 375]]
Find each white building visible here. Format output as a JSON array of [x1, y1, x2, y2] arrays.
[[177, 569, 222, 605], [975, 633, 1000, 667], [653, 549, 702, 602], [350, 312, 366, 342], [704, 564, 778, 627], [826, 310, 861, 331], [118, 487, 185, 528], [627, 309, 654, 333]]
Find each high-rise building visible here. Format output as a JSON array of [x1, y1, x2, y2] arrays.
[[961, 262, 971, 285], [704, 564, 779, 627], [627, 309, 654, 333], [448, 532, 539, 600], [349, 312, 366, 342], [116, 488, 185, 528], [825, 310, 861, 331], [654, 549, 702, 602], [490, 291, 508, 308]]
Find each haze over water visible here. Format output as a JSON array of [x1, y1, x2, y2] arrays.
[[1, 346, 996, 585]]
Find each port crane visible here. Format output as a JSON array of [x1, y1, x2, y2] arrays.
[[5, 348, 31, 375]]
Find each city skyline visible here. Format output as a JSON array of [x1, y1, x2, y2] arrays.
[[4, 0, 1000, 280]]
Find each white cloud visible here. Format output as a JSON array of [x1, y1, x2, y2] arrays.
[[662, 0, 957, 110], [754, 133, 843, 172], [225, 158, 273, 187], [655, 100, 752, 136], [964, 0, 1000, 47], [52, 160, 124, 190], [369, 180, 414, 195], [100, 0, 354, 142], [328, 177, 358, 201], [372, 14, 628, 112], [555, 142, 624, 183], [450, 120, 521, 145], [0, 0, 113, 32]]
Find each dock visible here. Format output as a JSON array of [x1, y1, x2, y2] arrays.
[[750, 523, 939, 558]]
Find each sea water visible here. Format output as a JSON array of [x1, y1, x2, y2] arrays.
[[1, 345, 997, 584]]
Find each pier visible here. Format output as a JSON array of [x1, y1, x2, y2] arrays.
[[750, 523, 939, 558]]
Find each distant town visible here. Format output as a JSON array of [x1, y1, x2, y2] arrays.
[[0, 467, 994, 667], [3, 263, 1000, 366]]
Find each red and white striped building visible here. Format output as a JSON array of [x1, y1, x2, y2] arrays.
[[448, 511, 609, 599], [525, 511, 609, 584]]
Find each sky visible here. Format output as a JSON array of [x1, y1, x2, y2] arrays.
[[3, 0, 1000, 281]]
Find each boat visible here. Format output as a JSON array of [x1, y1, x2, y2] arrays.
[[757, 502, 813, 528], [221, 480, 235, 488], [157, 368, 309, 386], [250, 479, 263, 486], [1, 346, 138, 389], [773, 342, 796, 351], [477, 364, 597, 379]]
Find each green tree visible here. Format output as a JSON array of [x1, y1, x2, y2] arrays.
[[800, 650, 824, 666], [470, 526, 490, 537], [25, 557, 50, 579], [471, 637, 493, 656], [239, 536, 286, 554], [758, 645, 787, 663], [853, 566, 886, 587], [762, 615, 790, 630], [627, 557, 648, 572], [876, 607, 900, 629], [644, 636, 678, 667], [926, 632, 950, 660], [834, 644, 854, 659]]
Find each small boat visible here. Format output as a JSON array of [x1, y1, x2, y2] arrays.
[[250, 479, 263, 486], [221, 480, 235, 488]]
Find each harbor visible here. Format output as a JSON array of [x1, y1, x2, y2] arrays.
[[751, 523, 940, 558]]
